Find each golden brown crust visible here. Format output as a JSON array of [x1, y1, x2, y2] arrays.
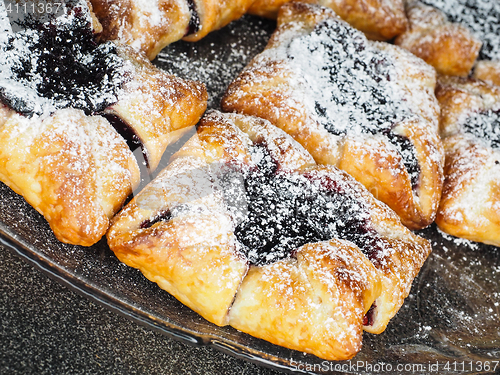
[[108, 190, 249, 326], [90, 0, 191, 60], [0, 109, 140, 246], [247, 0, 310, 19], [108, 110, 432, 359], [435, 76, 500, 246], [86, 0, 103, 34], [312, 165, 432, 334], [182, 0, 256, 42], [0, 38, 207, 246], [248, 0, 408, 40], [105, 43, 208, 171], [473, 60, 500, 88], [222, 2, 443, 230], [90, 0, 256, 59], [229, 239, 381, 360], [319, 0, 407, 41], [395, 1, 481, 77]]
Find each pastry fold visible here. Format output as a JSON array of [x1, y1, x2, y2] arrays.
[[182, 0, 256, 42], [90, 0, 192, 60], [222, 2, 443, 230], [396, 0, 500, 85], [108, 110, 431, 360], [473, 61, 500, 88], [105, 44, 207, 171], [228, 239, 381, 360], [435, 76, 500, 247]]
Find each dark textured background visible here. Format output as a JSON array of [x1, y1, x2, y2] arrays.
[[0, 245, 284, 375]]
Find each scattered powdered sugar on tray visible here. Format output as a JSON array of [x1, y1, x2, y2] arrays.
[[436, 227, 480, 251], [155, 15, 276, 109]]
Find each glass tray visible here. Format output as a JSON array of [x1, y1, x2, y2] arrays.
[[1, 14, 499, 375]]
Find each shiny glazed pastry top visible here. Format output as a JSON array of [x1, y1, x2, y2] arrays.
[[222, 2, 444, 230], [107, 110, 432, 360]]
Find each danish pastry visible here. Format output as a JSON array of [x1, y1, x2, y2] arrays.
[[222, 2, 444, 230], [396, 0, 500, 83], [435, 76, 500, 247], [394, 1, 481, 77], [0, 0, 207, 245], [247, 0, 408, 41], [107, 110, 432, 360], [90, 0, 256, 60]]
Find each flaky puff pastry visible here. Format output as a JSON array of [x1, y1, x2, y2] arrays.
[[0, 10, 207, 246], [91, 0, 255, 59], [248, 0, 408, 41], [395, 1, 481, 77], [90, 0, 191, 60], [435, 76, 500, 247], [0, 107, 140, 246], [108, 110, 431, 360], [182, 0, 255, 42], [222, 2, 443, 230], [105, 43, 207, 171], [473, 61, 500, 88]]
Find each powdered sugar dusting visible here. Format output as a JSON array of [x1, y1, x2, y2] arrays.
[[283, 17, 415, 136], [437, 227, 480, 250], [0, 0, 127, 118], [460, 108, 500, 149], [231, 143, 387, 266], [223, 5, 443, 228], [421, 0, 500, 61], [155, 15, 275, 109]]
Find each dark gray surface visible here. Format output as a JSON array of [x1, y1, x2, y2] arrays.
[[0, 245, 284, 375]]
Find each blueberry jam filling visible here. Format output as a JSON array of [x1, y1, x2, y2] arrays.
[[104, 114, 150, 169], [0, 10, 126, 117], [232, 143, 387, 266], [420, 0, 500, 61], [363, 303, 376, 326], [461, 109, 500, 149], [285, 18, 420, 189], [186, 0, 201, 36], [140, 209, 173, 229], [384, 130, 421, 189]]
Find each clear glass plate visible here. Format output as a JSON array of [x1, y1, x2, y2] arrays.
[[1, 14, 499, 375]]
